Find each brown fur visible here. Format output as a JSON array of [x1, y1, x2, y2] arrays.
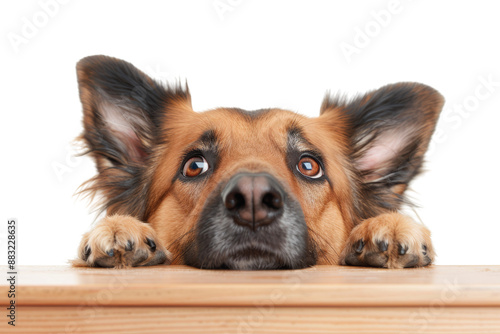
[[74, 55, 444, 269], [146, 109, 354, 265]]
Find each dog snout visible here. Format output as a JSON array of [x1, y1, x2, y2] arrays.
[[222, 173, 284, 230]]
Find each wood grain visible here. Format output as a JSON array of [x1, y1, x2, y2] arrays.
[[15, 306, 500, 334], [1, 265, 499, 307], [1, 265, 500, 333]]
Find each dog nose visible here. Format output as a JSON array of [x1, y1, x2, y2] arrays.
[[222, 173, 284, 230]]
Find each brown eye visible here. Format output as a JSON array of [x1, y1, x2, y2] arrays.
[[182, 156, 209, 177], [297, 156, 323, 179]]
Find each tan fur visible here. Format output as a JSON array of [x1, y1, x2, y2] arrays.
[[73, 215, 171, 268], [340, 212, 435, 268], [73, 56, 442, 269], [144, 108, 358, 266], [75, 105, 436, 268]]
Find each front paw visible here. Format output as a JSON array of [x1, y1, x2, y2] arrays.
[[340, 213, 435, 269], [73, 215, 172, 268]]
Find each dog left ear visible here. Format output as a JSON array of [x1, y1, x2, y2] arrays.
[[321, 82, 444, 208]]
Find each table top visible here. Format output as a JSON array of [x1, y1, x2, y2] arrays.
[[2, 265, 500, 307]]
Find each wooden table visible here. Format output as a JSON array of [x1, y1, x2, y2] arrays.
[[1, 265, 499, 333]]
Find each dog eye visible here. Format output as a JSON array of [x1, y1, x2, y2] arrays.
[[183, 156, 209, 177], [297, 156, 323, 179]]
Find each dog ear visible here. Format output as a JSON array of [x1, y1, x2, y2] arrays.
[[76, 55, 191, 217], [321, 82, 444, 213], [77, 55, 190, 169]]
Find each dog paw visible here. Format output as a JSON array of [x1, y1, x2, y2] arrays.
[[73, 215, 172, 268], [340, 212, 435, 269]]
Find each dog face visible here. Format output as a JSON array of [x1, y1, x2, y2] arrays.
[[76, 56, 443, 270], [146, 108, 353, 269]]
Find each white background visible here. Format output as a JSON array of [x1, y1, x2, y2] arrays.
[[1, 0, 499, 266]]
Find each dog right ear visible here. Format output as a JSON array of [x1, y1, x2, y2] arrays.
[[76, 55, 191, 217], [76, 55, 191, 171]]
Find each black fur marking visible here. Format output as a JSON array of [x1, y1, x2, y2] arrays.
[[76, 55, 191, 220], [173, 130, 220, 184], [321, 82, 444, 221], [286, 126, 331, 186]]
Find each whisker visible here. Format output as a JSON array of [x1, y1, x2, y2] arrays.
[[307, 227, 339, 265], [166, 228, 196, 250], [171, 238, 196, 265], [165, 228, 196, 264]]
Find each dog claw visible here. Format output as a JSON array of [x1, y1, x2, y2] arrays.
[[77, 215, 171, 268], [146, 238, 156, 252], [398, 244, 407, 256], [83, 245, 91, 260], [342, 213, 434, 269], [354, 239, 364, 254], [377, 240, 388, 252], [125, 240, 134, 252]]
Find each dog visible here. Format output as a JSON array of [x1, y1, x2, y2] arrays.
[[73, 55, 443, 270]]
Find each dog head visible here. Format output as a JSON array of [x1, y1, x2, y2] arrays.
[[76, 55, 444, 269]]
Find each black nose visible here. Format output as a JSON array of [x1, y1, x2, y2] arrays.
[[222, 173, 284, 230]]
